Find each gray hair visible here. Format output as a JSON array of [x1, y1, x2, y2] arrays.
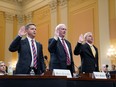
[[55, 24, 66, 30]]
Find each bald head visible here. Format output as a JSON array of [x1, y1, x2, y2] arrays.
[[84, 32, 92, 39], [84, 32, 94, 44]]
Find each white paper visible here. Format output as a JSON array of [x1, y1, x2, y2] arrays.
[[52, 69, 72, 78]]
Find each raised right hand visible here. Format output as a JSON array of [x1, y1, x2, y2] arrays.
[[18, 26, 27, 37], [54, 29, 59, 39], [78, 34, 84, 43]]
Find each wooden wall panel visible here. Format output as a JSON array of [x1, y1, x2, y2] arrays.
[[0, 11, 5, 61], [68, 0, 99, 68], [69, 9, 94, 67], [12, 15, 18, 65], [109, 0, 116, 46], [33, 5, 51, 65], [36, 24, 49, 59]]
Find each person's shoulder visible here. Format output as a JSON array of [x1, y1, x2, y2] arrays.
[[36, 41, 41, 45], [49, 37, 53, 39], [93, 45, 98, 50], [36, 42, 43, 48], [65, 39, 70, 43], [48, 38, 58, 42]]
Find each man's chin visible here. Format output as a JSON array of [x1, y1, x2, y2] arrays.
[[33, 34, 36, 36]]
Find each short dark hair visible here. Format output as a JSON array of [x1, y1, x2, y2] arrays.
[[25, 23, 36, 30]]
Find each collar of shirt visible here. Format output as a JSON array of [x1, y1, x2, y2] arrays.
[[86, 42, 93, 47], [27, 36, 35, 42], [59, 37, 65, 43]]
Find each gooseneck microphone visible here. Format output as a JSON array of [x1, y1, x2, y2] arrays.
[[43, 55, 49, 71]]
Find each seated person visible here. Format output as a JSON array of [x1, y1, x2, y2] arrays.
[[109, 64, 116, 74], [101, 64, 111, 78], [0, 61, 7, 75], [111, 64, 116, 71], [101, 64, 109, 73]]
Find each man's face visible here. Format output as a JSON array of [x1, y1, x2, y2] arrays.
[[112, 65, 116, 70], [0, 63, 6, 72], [102, 66, 108, 72], [58, 26, 67, 38], [86, 33, 94, 44], [26, 25, 36, 38]]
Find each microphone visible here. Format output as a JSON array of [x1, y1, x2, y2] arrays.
[[74, 64, 82, 78], [74, 64, 79, 70], [43, 55, 49, 71]]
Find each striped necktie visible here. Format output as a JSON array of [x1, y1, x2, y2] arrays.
[[62, 39, 71, 65], [31, 40, 37, 69]]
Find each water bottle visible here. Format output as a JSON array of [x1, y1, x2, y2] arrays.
[[8, 65, 13, 75], [30, 69, 35, 75]]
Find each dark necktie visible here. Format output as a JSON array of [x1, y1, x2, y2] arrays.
[[62, 39, 71, 65], [31, 40, 37, 69]]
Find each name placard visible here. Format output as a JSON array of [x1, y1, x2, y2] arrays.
[[52, 69, 72, 78], [93, 72, 107, 79]]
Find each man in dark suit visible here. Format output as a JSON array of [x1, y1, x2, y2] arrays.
[[48, 24, 75, 76], [9, 23, 45, 75], [74, 32, 99, 73]]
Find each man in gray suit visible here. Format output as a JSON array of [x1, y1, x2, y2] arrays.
[[48, 24, 75, 76], [74, 32, 99, 73], [9, 23, 45, 75]]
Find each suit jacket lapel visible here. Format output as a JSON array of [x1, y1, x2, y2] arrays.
[[93, 45, 97, 57], [65, 40, 69, 47], [57, 38, 66, 53], [25, 38, 32, 57], [60, 38, 71, 56], [36, 41, 43, 62], [35, 41, 39, 58], [58, 38, 63, 47], [86, 43, 95, 57]]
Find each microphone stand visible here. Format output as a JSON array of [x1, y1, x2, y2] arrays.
[[44, 56, 49, 71], [74, 64, 81, 78]]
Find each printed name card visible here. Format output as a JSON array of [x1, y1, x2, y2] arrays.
[[93, 72, 107, 79], [52, 69, 72, 78]]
